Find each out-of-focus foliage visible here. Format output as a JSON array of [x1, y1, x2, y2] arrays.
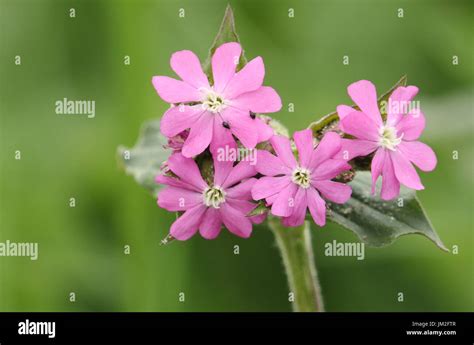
[[117, 119, 169, 197]]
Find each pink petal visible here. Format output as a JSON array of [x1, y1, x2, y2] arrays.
[[181, 112, 214, 157], [395, 109, 425, 141], [223, 57, 264, 99], [271, 182, 298, 217], [152, 76, 202, 104], [210, 119, 237, 155], [347, 80, 382, 126], [337, 138, 377, 161], [170, 50, 210, 90], [170, 204, 207, 240], [228, 196, 265, 225], [226, 178, 257, 199], [255, 150, 291, 176], [212, 154, 234, 187], [157, 186, 202, 211], [199, 208, 222, 240], [160, 105, 205, 137], [398, 141, 437, 172], [220, 107, 258, 149], [386, 86, 419, 126], [265, 192, 279, 206], [370, 148, 385, 194], [220, 203, 253, 238], [307, 188, 326, 227], [252, 175, 291, 200], [212, 42, 242, 93], [336, 104, 355, 121], [281, 188, 307, 227], [270, 135, 297, 169], [312, 159, 351, 181], [293, 129, 314, 167], [255, 118, 274, 142], [380, 153, 400, 200], [312, 180, 352, 204], [309, 132, 342, 169], [232, 86, 282, 113], [226, 198, 256, 215], [227, 198, 265, 226], [222, 160, 257, 188], [340, 111, 380, 141], [155, 174, 200, 192], [167, 153, 208, 191], [390, 150, 424, 190]]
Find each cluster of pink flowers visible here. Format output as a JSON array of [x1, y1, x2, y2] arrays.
[[152, 43, 437, 241]]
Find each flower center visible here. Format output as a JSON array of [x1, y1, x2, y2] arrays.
[[291, 167, 311, 189], [203, 186, 226, 208], [378, 125, 403, 151], [202, 90, 227, 113]]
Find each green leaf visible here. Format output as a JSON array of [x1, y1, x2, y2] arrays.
[[308, 75, 407, 138], [203, 4, 247, 79], [247, 200, 269, 217], [117, 119, 169, 196], [324, 171, 448, 251]]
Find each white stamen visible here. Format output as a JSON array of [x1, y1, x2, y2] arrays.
[[292, 167, 311, 189], [203, 186, 226, 208], [378, 125, 403, 151], [201, 89, 227, 113]]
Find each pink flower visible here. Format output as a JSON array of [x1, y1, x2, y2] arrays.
[[152, 42, 282, 158], [164, 130, 189, 152], [252, 130, 352, 227], [156, 153, 264, 240], [336, 80, 437, 200]]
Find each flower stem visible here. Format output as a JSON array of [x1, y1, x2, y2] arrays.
[[268, 217, 324, 312]]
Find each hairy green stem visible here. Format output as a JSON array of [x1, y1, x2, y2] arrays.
[[269, 217, 324, 312]]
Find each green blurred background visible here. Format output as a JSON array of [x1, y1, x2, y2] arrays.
[[1, 0, 473, 311]]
